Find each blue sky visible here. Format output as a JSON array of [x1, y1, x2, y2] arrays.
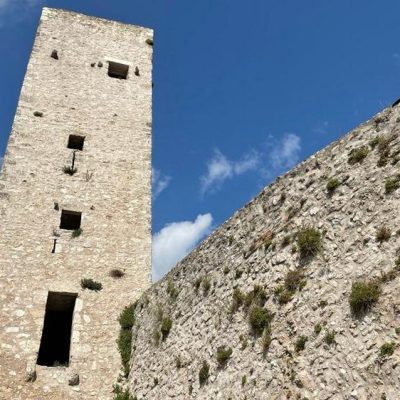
[[1, 1, 400, 280]]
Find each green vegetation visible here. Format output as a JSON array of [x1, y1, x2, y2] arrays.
[[275, 269, 306, 304], [166, 280, 178, 300], [314, 322, 322, 335], [113, 386, 136, 400], [326, 177, 341, 193], [376, 226, 391, 242], [297, 227, 322, 259], [244, 285, 266, 309], [281, 235, 291, 248], [295, 335, 308, 352], [369, 136, 381, 149], [380, 342, 396, 357], [110, 269, 125, 278], [63, 165, 77, 176], [349, 281, 381, 317], [71, 228, 82, 238], [248, 305, 273, 336], [117, 302, 136, 377], [202, 276, 211, 295], [241, 375, 247, 387], [385, 176, 400, 194], [161, 317, 172, 340], [348, 146, 369, 165], [262, 329, 272, 356], [199, 360, 210, 386], [324, 330, 336, 346], [231, 288, 245, 313], [216, 346, 232, 368], [80, 278, 102, 291]]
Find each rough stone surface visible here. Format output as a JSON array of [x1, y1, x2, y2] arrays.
[[0, 8, 152, 400], [130, 106, 400, 399]]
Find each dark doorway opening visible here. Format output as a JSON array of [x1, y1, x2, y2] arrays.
[[37, 292, 77, 367], [60, 210, 82, 230]]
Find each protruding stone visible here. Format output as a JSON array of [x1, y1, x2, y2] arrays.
[[68, 371, 80, 386]]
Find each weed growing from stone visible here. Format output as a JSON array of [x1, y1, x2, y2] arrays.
[[248, 305, 272, 336], [295, 335, 308, 352], [385, 176, 400, 194], [326, 178, 341, 193], [117, 302, 136, 377], [349, 281, 381, 317], [71, 228, 82, 238], [376, 226, 391, 242], [216, 346, 232, 368], [199, 360, 210, 386], [81, 278, 102, 291], [297, 227, 322, 260], [380, 342, 396, 358], [161, 316, 172, 340], [348, 146, 369, 165], [324, 330, 336, 346]]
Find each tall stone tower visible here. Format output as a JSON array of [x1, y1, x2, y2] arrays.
[[0, 8, 152, 399]]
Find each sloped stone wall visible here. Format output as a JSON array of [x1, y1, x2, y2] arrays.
[[130, 105, 400, 400]]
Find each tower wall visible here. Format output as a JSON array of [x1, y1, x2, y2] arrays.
[[0, 8, 152, 399]]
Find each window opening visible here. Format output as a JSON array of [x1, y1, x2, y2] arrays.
[[60, 210, 82, 230], [67, 135, 85, 151], [108, 61, 129, 79], [37, 292, 77, 367]]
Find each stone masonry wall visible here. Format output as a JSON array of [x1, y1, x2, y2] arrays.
[[0, 8, 152, 400], [130, 105, 400, 400]]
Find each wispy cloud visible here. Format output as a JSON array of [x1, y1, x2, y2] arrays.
[[200, 133, 302, 194], [152, 213, 213, 281], [152, 168, 171, 199], [268, 133, 301, 171], [200, 149, 260, 194]]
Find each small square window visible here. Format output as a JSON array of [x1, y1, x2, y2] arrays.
[[60, 210, 82, 230], [67, 135, 85, 151], [108, 62, 129, 79]]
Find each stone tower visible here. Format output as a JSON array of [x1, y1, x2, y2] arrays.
[[0, 8, 152, 399]]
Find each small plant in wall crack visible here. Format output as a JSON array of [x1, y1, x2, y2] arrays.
[[71, 228, 82, 238], [199, 360, 210, 386], [63, 165, 77, 176], [81, 278, 102, 291]]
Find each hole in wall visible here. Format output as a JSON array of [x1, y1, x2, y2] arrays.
[[67, 135, 85, 151], [37, 292, 77, 367], [60, 210, 82, 230], [108, 61, 129, 79]]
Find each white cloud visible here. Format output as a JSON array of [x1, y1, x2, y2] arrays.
[[152, 213, 213, 281], [152, 168, 171, 199], [269, 133, 301, 171], [200, 149, 259, 194]]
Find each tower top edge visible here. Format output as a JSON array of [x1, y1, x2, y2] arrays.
[[41, 7, 154, 35]]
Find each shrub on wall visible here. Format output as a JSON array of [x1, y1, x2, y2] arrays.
[[117, 303, 136, 377], [199, 360, 210, 386], [216, 346, 232, 368], [297, 227, 322, 260], [349, 281, 381, 317]]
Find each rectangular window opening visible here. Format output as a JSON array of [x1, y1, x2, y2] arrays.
[[67, 135, 85, 151], [108, 61, 129, 79], [37, 292, 77, 367], [60, 210, 82, 230]]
